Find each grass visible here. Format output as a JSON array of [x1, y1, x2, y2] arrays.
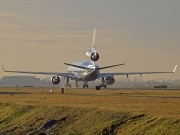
[[0, 87, 180, 134]]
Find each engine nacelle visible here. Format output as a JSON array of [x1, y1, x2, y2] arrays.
[[105, 77, 115, 85], [86, 50, 99, 61], [51, 76, 60, 85]]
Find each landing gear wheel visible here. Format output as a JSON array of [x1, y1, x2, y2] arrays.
[[65, 84, 72, 89], [100, 84, 107, 89], [83, 84, 89, 88], [75, 81, 78, 88], [65, 77, 71, 89], [99, 77, 107, 89], [75, 84, 78, 88]]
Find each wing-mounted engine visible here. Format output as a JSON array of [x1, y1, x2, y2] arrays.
[[86, 50, 99, 62], [51, 76, 60, 85], [105, 77, 115, 85]]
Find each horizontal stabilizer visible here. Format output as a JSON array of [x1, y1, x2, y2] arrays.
[[64, 63, 90, 70], [98, 63, 126, 70]]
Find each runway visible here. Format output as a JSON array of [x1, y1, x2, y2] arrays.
[[0, 91, 30, 94]]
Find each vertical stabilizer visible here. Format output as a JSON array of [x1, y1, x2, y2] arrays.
[[92, 28, 96, 51], [86, 28, 99, 62]]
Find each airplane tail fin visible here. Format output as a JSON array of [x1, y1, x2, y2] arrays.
[[86, 28, 99, 62], [92, 28, 96, 52]]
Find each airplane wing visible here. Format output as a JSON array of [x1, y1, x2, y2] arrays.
[[98, 65, 177, 78], [2, 65, 76, 79]]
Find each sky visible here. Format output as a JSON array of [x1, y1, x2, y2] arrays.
[[0, 0, 179, 81]]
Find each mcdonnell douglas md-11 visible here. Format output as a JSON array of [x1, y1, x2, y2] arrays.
[[2, 29, 177, 88]]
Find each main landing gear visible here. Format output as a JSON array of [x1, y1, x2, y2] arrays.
[[83, 81, 89, 88], [75, 81, 78, 88], [99, 77, 107, 88], [64, 77, 72, 88], [64, 78, 89, 89]]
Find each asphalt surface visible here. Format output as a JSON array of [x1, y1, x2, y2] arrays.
[[0, 92, 30, 94]]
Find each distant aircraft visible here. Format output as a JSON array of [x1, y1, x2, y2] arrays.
[[2, 29, 177, 88]]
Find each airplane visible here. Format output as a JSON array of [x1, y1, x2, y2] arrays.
[[2, 29, 177, 89]]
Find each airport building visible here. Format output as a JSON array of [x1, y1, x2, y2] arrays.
[[0, 76, 40, 87]]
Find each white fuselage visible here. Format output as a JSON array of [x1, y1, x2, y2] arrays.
[[67, 61, 99, 81]]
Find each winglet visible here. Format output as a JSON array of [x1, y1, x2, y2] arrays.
[[173, 65, 177, 73], [2, 65, 5, 72]]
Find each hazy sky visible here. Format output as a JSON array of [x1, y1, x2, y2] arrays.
[[0, 0, 179, 80]]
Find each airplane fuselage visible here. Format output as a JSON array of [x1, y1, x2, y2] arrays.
[[67, 61, 99, 81]]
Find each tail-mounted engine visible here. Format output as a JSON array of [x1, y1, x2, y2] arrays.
[[105, 77, 115, 85], [51, 76, 60, 85], [86, 50, 99, 62]]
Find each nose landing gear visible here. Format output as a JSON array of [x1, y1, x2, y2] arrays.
[[83, 81, 89, 88]]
